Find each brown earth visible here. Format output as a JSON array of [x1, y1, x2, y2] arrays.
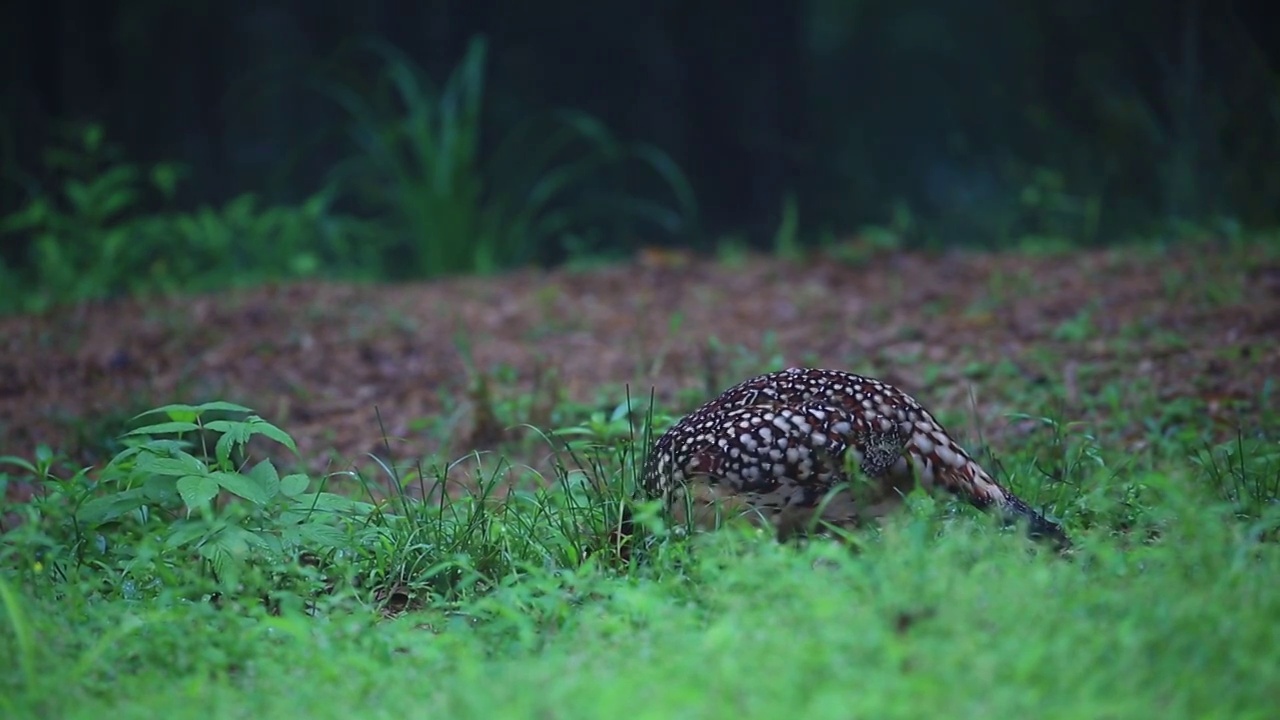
[[2, 239, 1278, 493]]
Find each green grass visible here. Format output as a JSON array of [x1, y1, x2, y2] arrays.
[[2, 383, 1279, 719]]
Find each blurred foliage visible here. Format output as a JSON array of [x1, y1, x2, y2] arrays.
[[1, 0, 1278, 296], [321, 36, 697, 278], [0, 124, 380, 314], [0, 36, 697, 312]]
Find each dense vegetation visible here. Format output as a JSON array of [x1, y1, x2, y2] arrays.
[[3, 3, 1278, 717], [2, 362, 1279, 717]]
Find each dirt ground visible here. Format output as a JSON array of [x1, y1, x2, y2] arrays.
[[2, 240, 1277, 488]]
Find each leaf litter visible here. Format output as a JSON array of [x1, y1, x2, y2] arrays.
[[1, 240, 1276, 500]]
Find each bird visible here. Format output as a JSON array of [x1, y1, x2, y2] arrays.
[[640, 367, 1069, 547]]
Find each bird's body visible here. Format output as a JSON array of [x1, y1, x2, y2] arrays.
[[641, 367, 1067, 544]]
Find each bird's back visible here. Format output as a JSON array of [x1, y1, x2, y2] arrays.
[[642, 367, 1068, 545]]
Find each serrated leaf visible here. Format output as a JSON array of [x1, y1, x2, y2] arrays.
[[103, 445, 146, 472], [247, 418, 298, 454], [278, 508, 311, 525], [209, 471, 270, 504], [199, 540, 235, 580], [204, 418, 253, 453], [134, 451, 207, 478], [193, 401, 254, 414], [132, 404, 199, 422], [203, 525, 270, 562], [163, 520, 214, 549], [141, 474, 182, 505], [279, 525, 305, 547], [279, 473, 310, 498], [248, 459, 281, 500], [77, 488, 150, 525], [213, 429, 236, 467], [133, 439, 192, 455], [124, 421, 201, 437], [295, 523, 350, 549], [260, 532, 287, 557], [233, 524, 273, 550], [176, 475, 219, 511], [206, 421, 254, 468]]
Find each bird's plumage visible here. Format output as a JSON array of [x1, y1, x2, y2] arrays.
[[641, 367, 1067, 545]]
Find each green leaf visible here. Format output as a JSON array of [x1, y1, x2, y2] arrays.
[[201, 525, 271, 563], [200, 419, 248, 466], [202, 419, 243, 435], [609, 401, 633, 423], [286, 523, 349, 550], [102, 445, 146, 472], [0, 456, 39, 474], [279, 473, 310, 498], [193, 400, 254, 414], [550, 427, 594, 437], [83, 124, 104, 152], [93, 176, 139, 222], [150, 162, 186, 200], [213, 430, 236, 467], [210, 471, 270, 504], [141, 474, 183, 506], [247, 417, 299, 454], [134, 451, 207, 478], [0, 197, 51, 235], [77, 488, 150, 525], [200, 542, 235, 581], [248, 459, 281, 501], [163, 519, 214, 549], [132, 404, 200, 422], [176, 475, 219, 511], [64, 180, 90, 213], [255, 531, 285, 557], [124, 421, 201, 437]]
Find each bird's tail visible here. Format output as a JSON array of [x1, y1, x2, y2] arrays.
[[905, 438, 1070, 550]]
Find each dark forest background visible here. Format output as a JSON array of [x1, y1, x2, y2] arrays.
[[2, 0, 1277, 310]]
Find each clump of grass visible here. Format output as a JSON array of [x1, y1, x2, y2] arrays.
[[1195, 432, 1280, 539], [349, 384, 676, 615]]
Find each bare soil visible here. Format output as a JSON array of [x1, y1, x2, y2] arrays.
[[3, 241, 1277, 490]]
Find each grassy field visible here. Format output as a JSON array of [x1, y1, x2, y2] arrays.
[[2, 238, 1279, 719]]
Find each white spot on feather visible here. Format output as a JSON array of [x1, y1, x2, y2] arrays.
[[934, 444, 961, 468], [913, 433, 934, 455]]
